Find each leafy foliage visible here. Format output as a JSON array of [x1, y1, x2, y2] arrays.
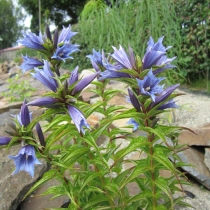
[[174, 0, 210, 86], [1, 74, 36, 102], [0, 24, 192, 209], [18, 0, 88, 33], [0, 0, 26, 49], [68, 0, 182, 84]]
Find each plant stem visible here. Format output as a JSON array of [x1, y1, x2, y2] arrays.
[[145, 114, 157, 209]]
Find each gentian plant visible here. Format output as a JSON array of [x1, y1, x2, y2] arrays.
[[0, 25, 193, 210]]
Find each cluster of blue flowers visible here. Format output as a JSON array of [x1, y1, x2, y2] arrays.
[[0, 25, 178, 178]]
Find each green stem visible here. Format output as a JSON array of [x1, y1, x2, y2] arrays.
[[144, 106, 157, 210]]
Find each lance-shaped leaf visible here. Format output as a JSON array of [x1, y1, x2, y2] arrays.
[[0, 136, 12, 145], [36, 123, 46, 147], [27, 97, 58, 107], [71, 72, 99, 95]]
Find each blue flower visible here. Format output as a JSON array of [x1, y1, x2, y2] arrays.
[[51, 43, 80, 62], [20, 55, 44, 72], [67, 105, 90, 134], [137, 69, 165, 101], [87, 49, 108, 72], [148, 84, 180, 111], [11, 100, 32, 127], [71, 71, 99, 95], [9, 145, 41, 178], [27, 97, 58, 107], [111, 45, 136, 70], [18, 32, 45, 50], [99, 66, 131, 80], [127, 119, 139, 131], [68, 66, 99, 95], [158, 99, 178, 110], [36, 123, 45, 147], [127, 88, 141, 112], [68, 66, 79, 86], [0, 137, 12, 145], [87, 49, 104, 66], [99, 46, 134, 80], [31, 60, 58, 92], [58, 25, 77, 44], [142, 36, 176, 73]]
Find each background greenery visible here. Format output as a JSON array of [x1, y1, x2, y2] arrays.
[[7, 0, 210, 90], [63, 0, 182, 84], [0, 0, 26, 49]]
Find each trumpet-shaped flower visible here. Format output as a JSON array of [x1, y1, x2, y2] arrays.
[[137, 69, 164, 101], [87, 49, 108, 72], [9, 145, 41, 178], [158, 99, 178, 110], [148, 84, 180, 111], [27, 97, 58, 107], [127, 88, 141, 112], [18, 32, 45, 50], [71, 71, 99, 95], [36, 123, 45, 147], [20, 55, 44, 72], [51, 43, 80, 62], [67, 105, 90, 134], [68, 66, 79, 86], [142, 36, 176, 73], [87, 49, 104, 66], [58, 25, 77, 44], [99, 46, 134, 80], [111, 45, 136, 70], [12, 100, 32, 127], [32, 60, 58, 92], [0, 137, 12, 145], [127, 119, 139, 132]]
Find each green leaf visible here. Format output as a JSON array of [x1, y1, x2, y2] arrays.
[[84, 101, 105, 117], [114, 136, 148, 161], [144, 126, 166, 142], [45, 124, 70, 151], [28, 108, 64, 130], [23, 169, 58, 200], [61, 146, 89, 165], [41, 185, 67, 199], [121, 159, 149, 188], [155, 178, 173, 207], [153, 153, 176, 174], [44, 115, 70, 132], [82, 195, 109, 209], [78, 172, 101, 194], [104, 105, 125, 116]]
